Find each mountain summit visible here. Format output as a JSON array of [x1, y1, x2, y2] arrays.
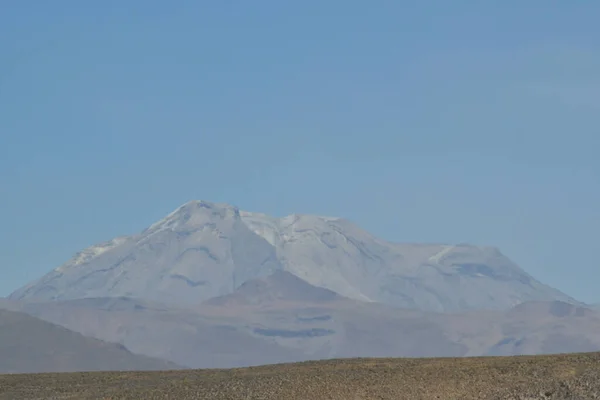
[[10, 200, 576, 312]]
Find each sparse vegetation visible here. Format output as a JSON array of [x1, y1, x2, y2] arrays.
[[2, 353, 600, 400]]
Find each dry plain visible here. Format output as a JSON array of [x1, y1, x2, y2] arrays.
[[2, 353, 600, 400]]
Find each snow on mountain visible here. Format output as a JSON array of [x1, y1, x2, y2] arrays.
[[55, 237, 129, 273], [11, 201, 282, 305], [241, 211, 575, 311], [9, 200, 578, 312]]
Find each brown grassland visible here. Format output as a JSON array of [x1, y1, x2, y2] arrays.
[[2, 353, 600, 400]]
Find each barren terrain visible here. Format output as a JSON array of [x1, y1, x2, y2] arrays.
[[2, 353, 600, 400]]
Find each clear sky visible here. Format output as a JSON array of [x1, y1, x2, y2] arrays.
[[1, 2, 599, 303]]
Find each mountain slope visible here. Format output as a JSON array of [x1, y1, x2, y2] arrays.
[[198, 275, 600, 360], [11, 201, 282, 306], [204, 270, 341, 307], [241, 211, 576, 311], [4, 273, 594, 371], [0, 309, 179, 373], [10, 200, 577, 312], [9, 272, 599, 369], [7, 296, 313, 369]]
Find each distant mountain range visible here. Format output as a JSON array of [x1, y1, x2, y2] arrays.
[[9, 200, 576, 312], [2, 200, 596, 372]]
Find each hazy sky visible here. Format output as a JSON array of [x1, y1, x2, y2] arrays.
[[1, 2, 599, 303]]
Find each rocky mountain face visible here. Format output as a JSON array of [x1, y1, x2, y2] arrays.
[[0, 308, 180, 373], [9, 200, 576, 312]]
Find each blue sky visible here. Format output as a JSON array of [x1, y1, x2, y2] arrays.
[[1, 2, 599, 303]]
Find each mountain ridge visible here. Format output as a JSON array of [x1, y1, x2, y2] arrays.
[[0, 308, 180, 373], [9, 200, 578, 312]]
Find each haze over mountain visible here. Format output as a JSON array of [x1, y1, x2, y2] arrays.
[[9, 200, 577, 313], [5, 274, 599, 369], [4, 200, 595, 371], [0, 308, 179, 374]]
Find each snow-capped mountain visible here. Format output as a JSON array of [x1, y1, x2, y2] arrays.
[[9, 200, 577, 312]]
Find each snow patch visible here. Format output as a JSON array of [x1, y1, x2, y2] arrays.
[[240, 211, 339, 246], [55, 237, 129, 272], [428, 245, 456, 264]]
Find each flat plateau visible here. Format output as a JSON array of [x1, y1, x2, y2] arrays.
[[2, 353, 600, 399]]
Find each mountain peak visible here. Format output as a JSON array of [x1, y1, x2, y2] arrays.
[[142, 200, 241, 238], [9, 200, 578, 312], [170, 200, 240, 219]]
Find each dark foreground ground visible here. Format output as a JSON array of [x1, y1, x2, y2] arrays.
[[2, 353, 600, 400]]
